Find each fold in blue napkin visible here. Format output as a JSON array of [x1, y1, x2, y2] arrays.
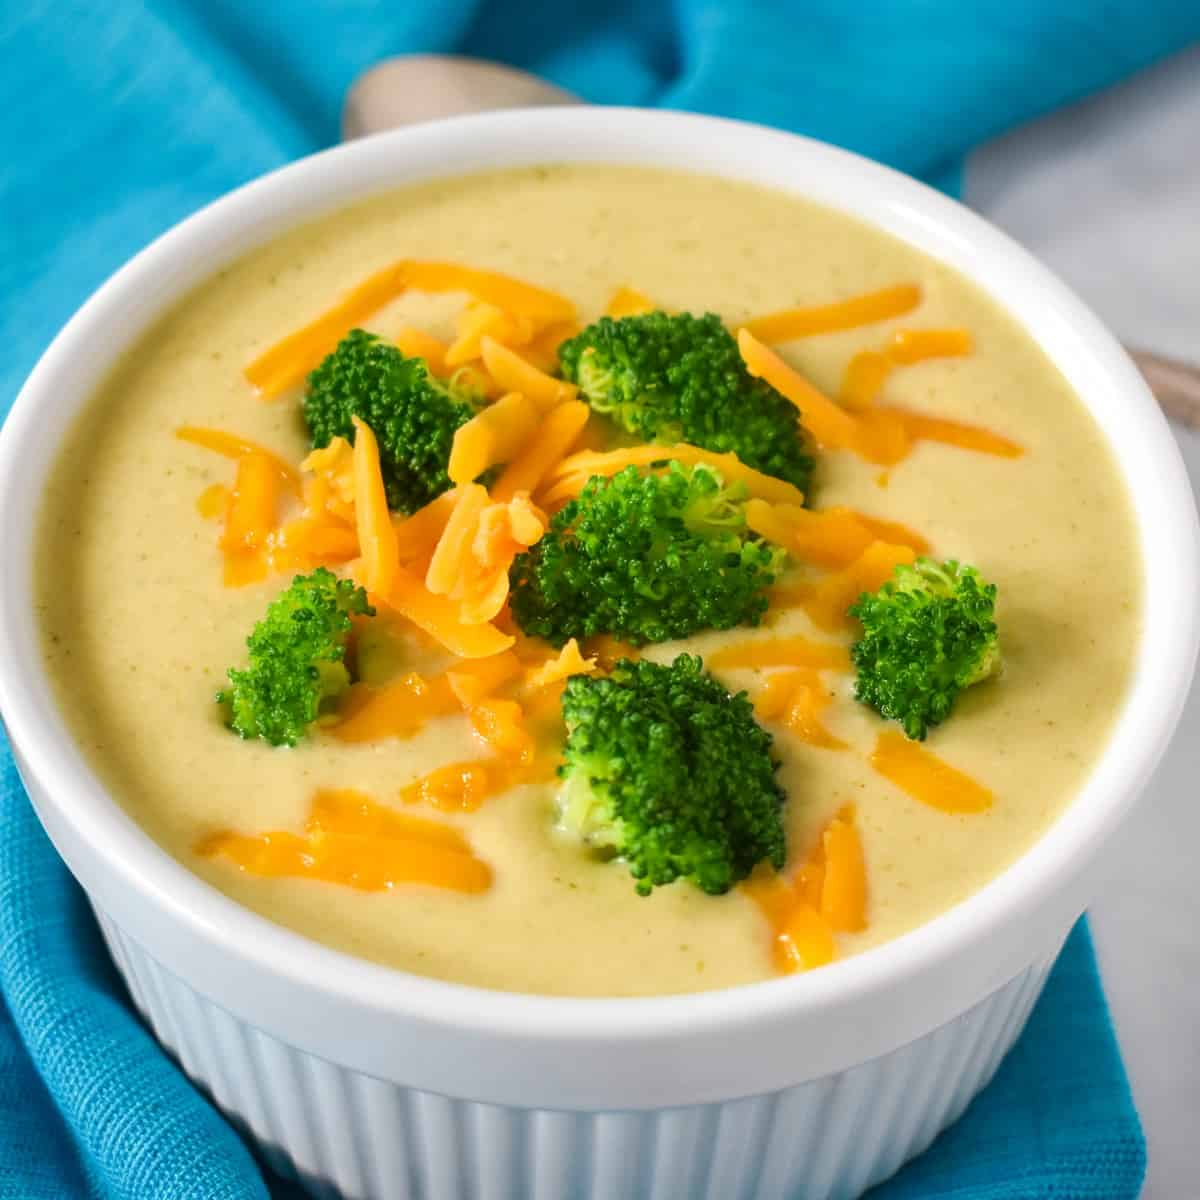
[[3, 3, 1196, 1196]]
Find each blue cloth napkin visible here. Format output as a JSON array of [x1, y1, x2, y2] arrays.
[[3, 3, 1196, 1196]]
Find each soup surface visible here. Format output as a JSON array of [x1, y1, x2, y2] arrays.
[[38, 166, 1140, 996]]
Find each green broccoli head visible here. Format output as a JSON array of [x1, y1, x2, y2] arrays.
[[558, 311, 814, 496], [558, 655, 786, 895], [217, 567, 373, 747], [849, 558, 1000, 741], [509, 461, 786, 647], [304, 329, 478, 513]]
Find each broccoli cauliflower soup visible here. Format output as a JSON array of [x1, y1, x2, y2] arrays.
[[37, 166, 1140, 996]]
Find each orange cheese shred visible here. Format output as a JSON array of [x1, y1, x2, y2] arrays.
[[301, 437, 357, 508], [514, 321, 581, 374], [243, 263, 409, 398], [490, 399, 590, 502], [839, 351, 894, 411], [446, 301, 535, 368], [738, 329, 860, 451], [426, 487, 546, 625], [742, 284, 922, 343], [870, 731, 994, 813], [399, 261, 576, 325], [196, 483, 229, 520], [881, 408, 1024, 459], [330, 671, 459, 743], [802, 541, 917, 632], [819, 809, 868, 932], [467, 696, 534, 763], [400, 760, 510, 812], [219, 452, 280, 586], [176, 426, 302, 497], [198, 788, 491, 894], [740, 330, 1018, 466], [394, 327, 452, 377], [853, 512, 931, 555], [383, 564, 515, 658], [742, 805, 869, 974], [888, 327, 973, 364], [448, 392, 540, 485], [426, 484, 491, 596], [746, 499, 929, 567], [743, 869, 836, 974], [707, 636, 850, 672], [307, 788, 470, 850], [480, 336, 578, 412], [776, 903, 837, 973], [605, 285, 656, 318], [271, 517, 360, 571], [525, 638, 600, 689], [243, 260, 575, 399], [839, 329, 972, 412], [754, 668, 846, 749], [582, 635, 641, 670], [351, 416, 398, 598], [544, 442, 806, 509], [446, 651, 523, 707], [392, 490, 458, 570]]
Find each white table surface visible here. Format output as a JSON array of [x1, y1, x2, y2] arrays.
[[966, 44, 1200, 1200]]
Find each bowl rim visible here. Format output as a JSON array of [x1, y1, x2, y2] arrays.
[[0, 106, 1196, 1049]]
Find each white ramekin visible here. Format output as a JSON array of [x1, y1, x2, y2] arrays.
[[0, 110, 1196, 1200]]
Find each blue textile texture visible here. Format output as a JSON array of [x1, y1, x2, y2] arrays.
[[4, 2, 1197, 1196]]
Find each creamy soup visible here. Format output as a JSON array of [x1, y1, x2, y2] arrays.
[[37, 166, 1140, 996]]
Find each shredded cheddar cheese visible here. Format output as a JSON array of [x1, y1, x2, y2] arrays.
[[742, 284, 922, 343], [745, 499, 928, 566], [446, 651, 523, 707], [394, 327, 452, 377], [448, 392, 540, 485], [754, 668, 846, 749], [446, 301, 535, 368], [605, 285, 656, 318], [870, 731, 994, 813], [543, 442, 806, 509], [198, 788, 491, 893], [490, 400, 590, 502], [801, 541, 917, 632], [176, 426, 302, 497], [330, 672, 458, 743], [480, 336, 578, 412], [400, 760, 507, 812], [350, 417, 398, 598], [467, 696, 534, 763], [525, 638, 599, 689], [383, 564, 515, 658], [889, 327, 973, 364], [243, 259, 576, 398], [426, 486, 546, 625]]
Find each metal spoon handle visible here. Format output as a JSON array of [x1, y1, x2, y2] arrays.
[[342, 55, 1200, 429], [1125, 349, 1200, 430]]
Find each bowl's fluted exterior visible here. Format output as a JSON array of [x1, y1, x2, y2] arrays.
[[97, 905, 1060, 1200]]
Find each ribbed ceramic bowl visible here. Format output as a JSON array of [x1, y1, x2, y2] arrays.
[[0, 110, 1196, 1200]]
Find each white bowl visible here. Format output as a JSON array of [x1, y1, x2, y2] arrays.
[[0, 109, 1196, 1200]]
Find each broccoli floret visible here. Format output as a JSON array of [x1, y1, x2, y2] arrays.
[[509, 461, 786, 647], [304, 329, 477, 513], [558, 311, 813, 495], [558, 655, 786, 895], [849, 558, 1000, 741], [217, 568, 373, 746]]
